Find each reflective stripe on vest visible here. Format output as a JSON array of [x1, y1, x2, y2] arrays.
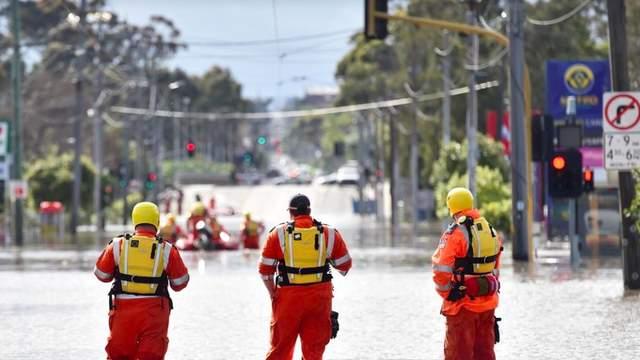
[[116, 235, 166, 295], [276, 223, 329, 285]]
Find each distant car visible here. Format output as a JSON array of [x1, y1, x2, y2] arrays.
[[336, 166, 359, 185], [314, 173, 338, 185], [236, 171, 262, 185]]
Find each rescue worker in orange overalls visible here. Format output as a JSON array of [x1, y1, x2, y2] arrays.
[[432, 187, 503, 360], [159, 213, 186, 245], [94, 202, 190, 360], [241, 211, 265, 249], [186, 200, 207, 236], [208, 215, 227, 247], [259, 194, 352, 360]]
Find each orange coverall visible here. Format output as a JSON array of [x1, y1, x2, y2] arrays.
[[94, 229, 190, 360], [259, 215, 352, 360], [432, 209, 502, 360], [242, 219, 264, 249]]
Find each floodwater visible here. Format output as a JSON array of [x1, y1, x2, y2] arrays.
[[0, 247, 639, 359]]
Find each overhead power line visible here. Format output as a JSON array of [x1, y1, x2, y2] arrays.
[[109, 80, 499, 121], [185, 28, 357, 47], [527, 0, 593, 26]]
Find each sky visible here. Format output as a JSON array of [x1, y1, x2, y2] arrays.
[[106, 0, 363, 108]]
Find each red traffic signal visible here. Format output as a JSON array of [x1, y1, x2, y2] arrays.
[[548, 149, 583, 198], [583, 168, 594, 193], [551, 155, 566, 171], [186, 141, 196, 157], [146, 172, 157, 182]]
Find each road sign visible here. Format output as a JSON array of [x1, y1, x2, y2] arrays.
[[9, 180, 27, 201], [0, 121, 9, 156], [603, 92, 640, 169], [603, 92, 640, 132], [604, 133, 640, 169]]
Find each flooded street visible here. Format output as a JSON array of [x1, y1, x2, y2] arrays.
[[1, 248, 639, 359]]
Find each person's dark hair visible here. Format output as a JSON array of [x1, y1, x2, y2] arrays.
[[289, 207, 311, 216], [288, 194, 311, 216]]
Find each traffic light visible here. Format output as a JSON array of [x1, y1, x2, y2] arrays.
[[583, 168, 594, 193], [145, 172, 157, 191], [117, 164, 128, 188], [257, 136, 267, 145], [242, 151, 254, 165], [101, 184, 114, 209], [548, 149, 583, 198], [186, 140, 196, 158], [531, 114, 554, 162], [365, 0, 388, 40]]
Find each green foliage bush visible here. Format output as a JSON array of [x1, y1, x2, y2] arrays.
[[25, 152, 96, 214], [432, 135, 512, 232]]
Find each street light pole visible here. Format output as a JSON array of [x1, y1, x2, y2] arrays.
[[508, 0, 530, 260], [10, 0, 23, 246], [466, 1, 479, 194], [606, 0, 640, 289], [70, 0, 87, 243]]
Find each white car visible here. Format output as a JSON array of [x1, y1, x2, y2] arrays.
[[336, 166, 360, 185]]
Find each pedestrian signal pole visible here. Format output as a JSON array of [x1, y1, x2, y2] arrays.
[[607, 0, 640, 289]]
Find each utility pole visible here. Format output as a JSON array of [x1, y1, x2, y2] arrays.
[[607, 0, 640, 289], [357, 113, 366, 221], [93, 71, 105, 245], [466, 1, 479, 194], [93, 17, 109, 245], [71, 0, 87, 242], [408, 30, 420, 245], [389, 109, 400, 247], [122, 118, 130, 226], [10, 0, 23, 246], [508, 0, 530, 260], [438, 30, 452, 146]]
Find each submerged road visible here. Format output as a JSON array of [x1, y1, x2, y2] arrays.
[[0, 248, 638, 359]]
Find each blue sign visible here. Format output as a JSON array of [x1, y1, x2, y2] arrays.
[[545, 60, 610, 147]]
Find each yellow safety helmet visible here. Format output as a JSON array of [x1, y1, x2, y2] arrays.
[[191, 202, 206, 217], [446, 187, 474, 216], [244, 211, 251, 218], [132, 202, 160, 229]]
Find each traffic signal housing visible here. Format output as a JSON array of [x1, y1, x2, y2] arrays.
[[548, 149, 583, 198], [365, 0, 388, 40], [145, 171, 157, 191], [583, 168, 594, 193], [186, 141, 196, 158]]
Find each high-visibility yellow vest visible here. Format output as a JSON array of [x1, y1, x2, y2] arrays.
[[245, 220, 259, 236], [276, 221, 334, 285], [112, 234, 168, 295], [455, 216, 501, 275]]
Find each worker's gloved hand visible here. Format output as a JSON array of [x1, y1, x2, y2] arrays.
[[446, 284, 466, 302]]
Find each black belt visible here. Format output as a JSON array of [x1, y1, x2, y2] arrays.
[[115, 273, 162, 284], [278, 264, 329, 275]]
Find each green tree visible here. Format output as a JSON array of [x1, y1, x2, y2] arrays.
[[434, 166, 511, 232], [430, 134, 510, 187], [192, 65, 250, 112], [25, 152, 97, 215]]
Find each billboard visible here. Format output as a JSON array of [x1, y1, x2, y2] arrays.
[[545, 60, 610, 147]]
